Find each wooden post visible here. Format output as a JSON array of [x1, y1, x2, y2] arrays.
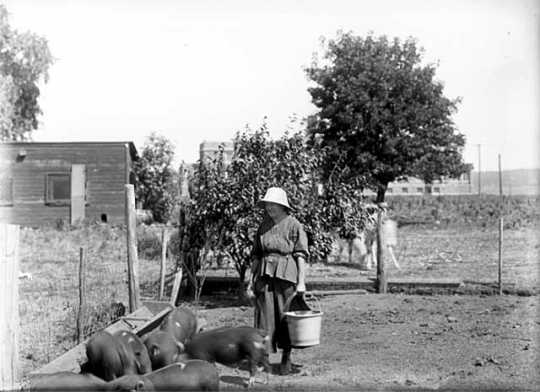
[[159, 228, 169, 301], [76, 247, 87, 343], [498, 154, 503, 295], [125, 184, 141, 312], [0, 224, 20, 390], [376, 205, 387, 293], [498, 217, 503, 295], [170, 269, 183, 306]]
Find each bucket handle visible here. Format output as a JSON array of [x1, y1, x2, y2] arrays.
[[283, 291, 321, 315], [303, 292, 322, 313]]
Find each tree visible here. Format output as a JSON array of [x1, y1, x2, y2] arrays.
[[0, 5, 53, 141], [306, 32, 468, 202], [177, 124, 375, 295], [133, 132, 177, 223]]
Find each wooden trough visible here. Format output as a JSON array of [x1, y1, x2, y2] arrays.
[[30, 300, 173, 376]]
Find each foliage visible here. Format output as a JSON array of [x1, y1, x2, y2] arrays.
[[0, 5, 53, 141], [387, 195, 540, 229], [305, 32, 468, 202], [133, 132, 177, 223], [177, 125, 376, 290]]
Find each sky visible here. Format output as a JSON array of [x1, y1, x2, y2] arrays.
[[3, 0, 539, 171]]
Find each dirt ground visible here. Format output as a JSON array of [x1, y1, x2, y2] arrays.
[[193, 293, 539, 391]]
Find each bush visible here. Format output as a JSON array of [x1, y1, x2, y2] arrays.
[[387, 195, 539, 229]]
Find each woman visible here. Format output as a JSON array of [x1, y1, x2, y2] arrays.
[[246, 187, 309, 375]]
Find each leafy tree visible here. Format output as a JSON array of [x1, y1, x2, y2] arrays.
[[178, 125, 375, 295], [306, 32, 468, 202], [133, 132, 176, 223], [0, 5, 53, 141]]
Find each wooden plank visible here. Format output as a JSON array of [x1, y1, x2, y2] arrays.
[[0, 224, 20, 390], [71, 164, 86, 224], [170, 270, 183, 306], [159, 228, 169, 300], [125, 185, 140, 312], [135, 305, 173, 337], [76, 248, 87, 344], [380, 277, 463, 288], [309, 289, 368, 296], [31, 307, 154, 375]]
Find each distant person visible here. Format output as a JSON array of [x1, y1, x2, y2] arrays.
[[246, 187, 309, 375]]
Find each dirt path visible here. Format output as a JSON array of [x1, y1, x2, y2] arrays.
[[195, 293, 539, 391]]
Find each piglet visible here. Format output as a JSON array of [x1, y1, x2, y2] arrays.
[[178, 326, 270, 387], [159, 307, 201, 344], [106, 360, 219, 391]]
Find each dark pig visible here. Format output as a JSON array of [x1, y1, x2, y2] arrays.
[[83, 331, 146, 381], [106, 360, 219, 391], [159, 307, 200, 344], [144, 330, 184, 370], [29, 371, 106, 391], [113, 330, 152, 374], [179, 326, 270, 387]]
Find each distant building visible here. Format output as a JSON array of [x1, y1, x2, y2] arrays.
[[0, 142, 138, 227], [385, 172, 473, 196], [199, 141, 233, 164]]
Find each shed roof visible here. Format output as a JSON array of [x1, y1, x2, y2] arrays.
[[0, 141, 139, 160]]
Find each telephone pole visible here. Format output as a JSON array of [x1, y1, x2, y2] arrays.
[[477, 144, 481, 195]]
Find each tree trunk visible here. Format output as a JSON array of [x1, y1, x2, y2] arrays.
[[376, 184, 387, 203]]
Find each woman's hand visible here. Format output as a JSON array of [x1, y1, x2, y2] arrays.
[[245, 280, 255, 300], [296, 281, 306, 293]]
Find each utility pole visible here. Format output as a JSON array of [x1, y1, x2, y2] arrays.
[[477, 144, 481, 195]]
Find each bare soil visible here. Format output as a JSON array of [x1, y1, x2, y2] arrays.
[[196, 293, 539, 391]]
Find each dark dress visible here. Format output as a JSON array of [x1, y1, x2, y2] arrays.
[[251, 214, 309, 352]]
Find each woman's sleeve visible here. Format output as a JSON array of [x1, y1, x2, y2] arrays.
[[251, 227, 263, 260], [292, 222, 310, 260]]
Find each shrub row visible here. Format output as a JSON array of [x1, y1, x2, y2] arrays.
[[386, 195, 539, 229]]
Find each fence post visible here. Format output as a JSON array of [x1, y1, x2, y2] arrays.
[[498, 217, 503, 295], [0, 224, 20, 390], [376, 204, 387, 293], [76, 247, 87, 343], [498, 154, 504, 295], [125, 184, 141, 312], [170, 269, 183, 307], [159, 228, 169, 301]]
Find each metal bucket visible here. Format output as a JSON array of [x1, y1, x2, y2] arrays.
[[284, 292, 323, 348]]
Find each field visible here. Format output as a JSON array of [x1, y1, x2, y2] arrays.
[[17, 219, 539, 389]]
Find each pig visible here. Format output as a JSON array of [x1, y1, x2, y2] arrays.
[[82, 330, 148, 381], [113, 331, 152, 375], [29, 371, 106, 391], [159, 307, 199, 344], [106, 361, 219, 391], [144, 330, 184, 370], [178, 326, 270, 387]]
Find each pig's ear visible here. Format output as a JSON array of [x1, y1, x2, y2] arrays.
[[136, 380, 145, 391]]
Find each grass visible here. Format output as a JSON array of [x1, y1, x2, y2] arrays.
[[17, 221, 538, 376]]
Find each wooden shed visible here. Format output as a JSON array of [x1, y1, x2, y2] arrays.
[[0, 142, 138, 227]]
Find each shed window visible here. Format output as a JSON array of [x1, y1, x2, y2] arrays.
[[0, 178, 13, 206], [401, 187, 408, 193], [416, 187, 424, 193], [434, 187, 441, 193], [46, 173, 70, 204]]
